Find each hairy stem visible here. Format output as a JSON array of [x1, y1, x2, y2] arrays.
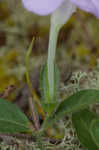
[[47, 22, 59, 101]]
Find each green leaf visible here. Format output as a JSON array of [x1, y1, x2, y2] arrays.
[[40, 62, 59, 113], [42, 89, 99, 129], [40, 62, 50, 103], [0, 99, 31, 133], [90, 119, 99, 148], [42, 102, 59, 115], [72, 109, 99, 150]]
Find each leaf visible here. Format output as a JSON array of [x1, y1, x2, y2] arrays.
[[40, 62, 59, 113], [72, 109, 99, 150], [25, 38, 36, 98], [0, 98, 31, 133], [42, 89, 99, 129], [40, 62, 50, 103], [42, 102, 59, 115], [90, 119, 99, 148]]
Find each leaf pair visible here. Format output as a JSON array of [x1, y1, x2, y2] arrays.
[[0, 88, 99, 150], [40, 88, 99, 150], [1, 71, 99, 150]]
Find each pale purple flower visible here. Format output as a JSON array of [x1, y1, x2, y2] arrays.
[[22, 0, 99, 101], [22, 0, 99, 18], [71, 0, 99, 18]]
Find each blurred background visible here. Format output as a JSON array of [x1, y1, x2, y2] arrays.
[[0, 0, 99, 97]]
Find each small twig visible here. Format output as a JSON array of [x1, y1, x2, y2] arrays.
[[29, 97, 40, 131], [0, 85, 15, 99]]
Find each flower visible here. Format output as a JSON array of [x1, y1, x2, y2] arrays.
[[71, 0, 99, 18], [21, 0, 99, 101], [22, 0, 99, 18]]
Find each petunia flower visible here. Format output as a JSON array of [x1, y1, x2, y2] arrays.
[[22, 0, 99, 18]]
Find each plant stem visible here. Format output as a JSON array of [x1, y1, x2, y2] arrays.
[[47, 22, 59, 101], [29, 97, 40, 131]]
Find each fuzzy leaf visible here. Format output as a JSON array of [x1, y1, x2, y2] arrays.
[[42, 89, 99, 129], [72, 109, 99, 150], [0, 98, 31, 133]]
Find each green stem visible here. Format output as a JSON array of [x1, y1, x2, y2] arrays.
[[47, 22, 60, 101]]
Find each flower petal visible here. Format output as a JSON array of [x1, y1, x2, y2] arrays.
[[51, 0, 76, 28], [91, 0, 99, 18], [70, 0, 99, 18], [22, 0, 65, 16]]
